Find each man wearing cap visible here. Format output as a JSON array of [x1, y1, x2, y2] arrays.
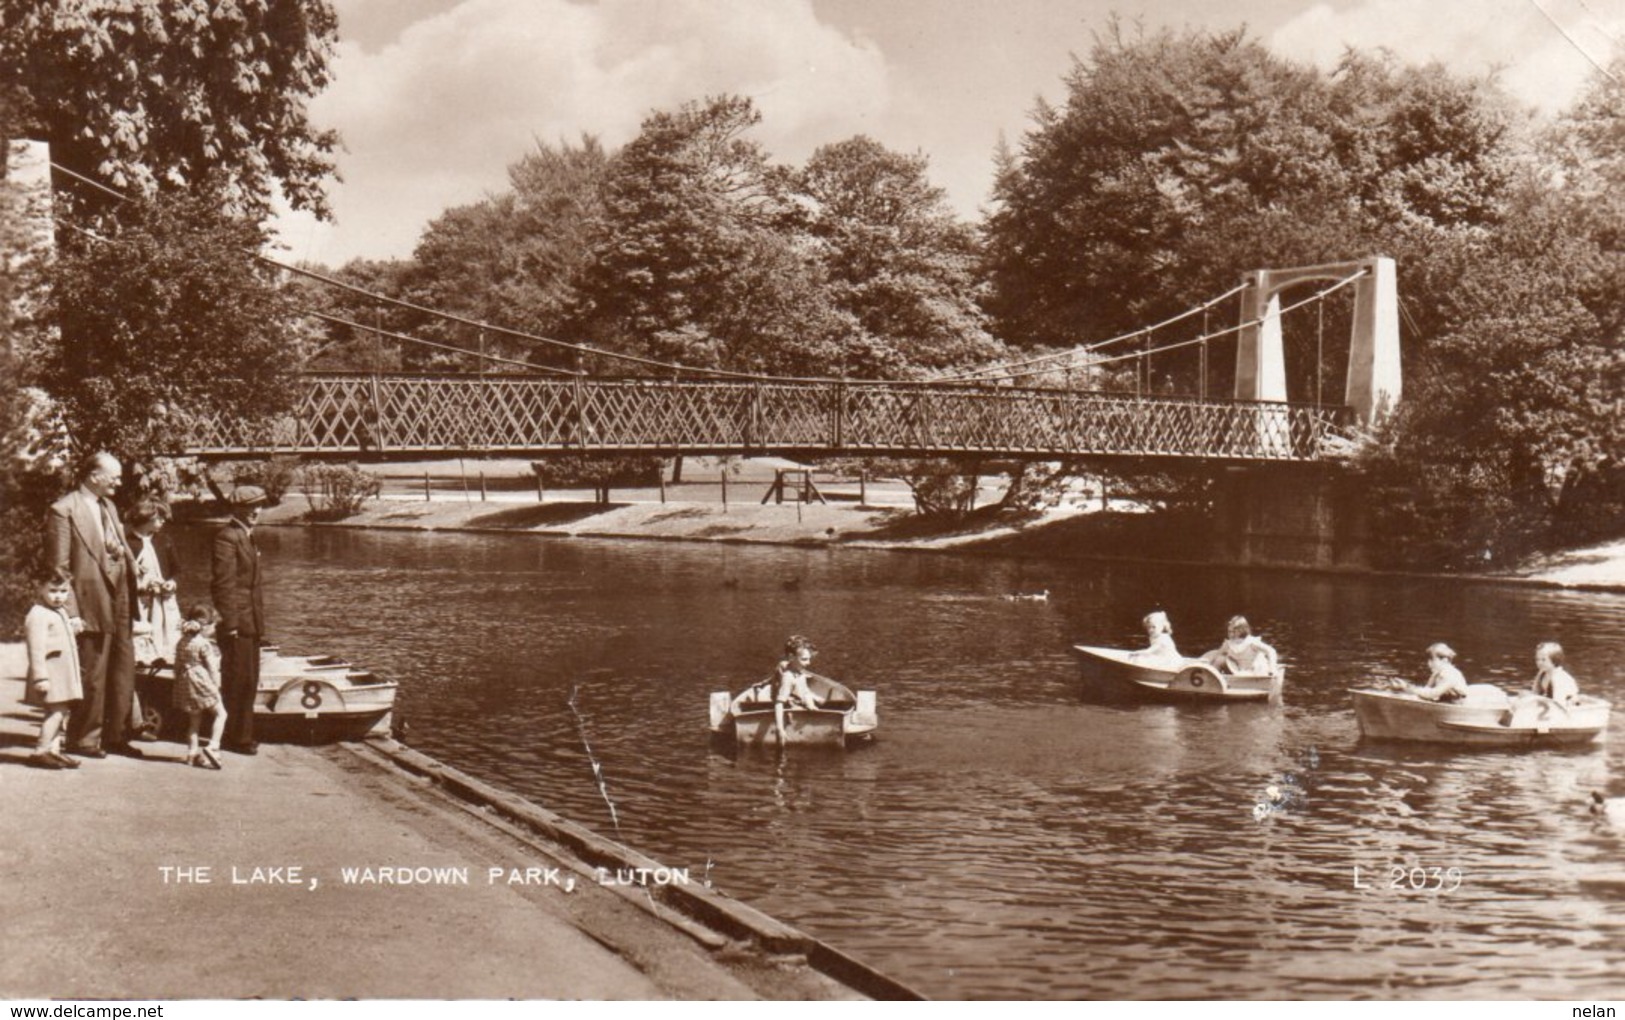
[[45, 451, 141, 758], [212, 485, 268, 754]]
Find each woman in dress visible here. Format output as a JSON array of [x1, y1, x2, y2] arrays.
[[127, 500, 181, 667]]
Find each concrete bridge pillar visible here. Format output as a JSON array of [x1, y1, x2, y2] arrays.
[[1234, 256, 1400, 423], [1211, 465, 1371, 569]]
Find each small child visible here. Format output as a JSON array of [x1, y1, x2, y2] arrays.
[[1129, 610, 1182, 666], [774, 635, 823, 740], [1403, 642, 1467, 702], [24, 570, 84, 770], [174, 604, 227, 769], [1202, 615, 1279, 675], [1530, 641, 1579, 705]]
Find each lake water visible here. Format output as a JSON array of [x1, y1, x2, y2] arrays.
[[173, 525, 1625, 999]]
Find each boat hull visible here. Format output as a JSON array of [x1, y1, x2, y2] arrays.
[[136, 647, 397, 743], [710, 674, 877, 747], [1352, 688, 1609, 747], [1072, 645, 1279, 702]]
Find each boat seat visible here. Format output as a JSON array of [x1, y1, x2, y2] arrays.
[[1463, 684, 1510, 706]]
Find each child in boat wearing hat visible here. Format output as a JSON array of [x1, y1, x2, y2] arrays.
[[1201, 616, 1278, 675], [1396, 642, 1468, 702], [1128, 611, 1182, 667], [773, 635, 823, 740]]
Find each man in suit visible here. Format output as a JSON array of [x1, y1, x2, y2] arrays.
[[213, 485, 268, 754], [45, 451, 140, 758]]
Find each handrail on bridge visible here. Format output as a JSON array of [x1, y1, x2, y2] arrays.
[[176, 372, 1349, 464]]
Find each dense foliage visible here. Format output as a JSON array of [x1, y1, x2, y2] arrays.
[[983, 25, 1624, 565], [45, 195, 300, 475], [1, 0, 340, 217]]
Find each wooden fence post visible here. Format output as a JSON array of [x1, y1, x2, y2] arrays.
[[423, 471, 431, 502], [721, 470, 728, 512], [479, 472, 487, 502]]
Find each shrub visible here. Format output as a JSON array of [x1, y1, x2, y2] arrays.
[[297, 463, 381, 522]]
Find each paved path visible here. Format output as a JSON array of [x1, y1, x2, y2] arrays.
[[0, 646, 860, 1000]]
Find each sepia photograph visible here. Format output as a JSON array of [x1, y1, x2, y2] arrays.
[[2, 0, 1624, 1005]]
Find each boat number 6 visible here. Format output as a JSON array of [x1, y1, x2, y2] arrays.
[[301, 682, 324, 711]]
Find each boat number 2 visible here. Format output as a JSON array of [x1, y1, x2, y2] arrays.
[[301, 682, 324, 711], [1353, 865, 1463, 893]]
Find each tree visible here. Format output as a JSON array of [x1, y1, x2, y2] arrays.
[[408, 137, 610, 371], [1, 0, 340, 218], [982, 27, 1524, 370], [796, 137, 1002, 377], [578, 95, 850, 375], [45, 193, 300, 478]]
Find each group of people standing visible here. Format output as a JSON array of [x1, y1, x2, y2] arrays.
[[23, 450, 270, 770]]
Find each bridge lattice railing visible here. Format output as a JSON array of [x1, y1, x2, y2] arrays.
[[175, 374, 1347, 462]]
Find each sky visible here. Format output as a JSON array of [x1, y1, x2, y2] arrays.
[[270, 0, 1625, 267]]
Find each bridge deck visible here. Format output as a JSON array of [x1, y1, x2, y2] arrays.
[[177, 374, 1347, 463]]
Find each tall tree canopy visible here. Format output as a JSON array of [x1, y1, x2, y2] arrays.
[[44, 194, 300, 466], [982, 27, 1523, 357], [1, 0, 340, 217], [407, 137, 610, 371], [796, 136, 1000, 377], [577, 95, 850, 374], [980, 24, 1625, 566]]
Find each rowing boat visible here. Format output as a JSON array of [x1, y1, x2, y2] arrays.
[[1351, 686, 1610, 747]]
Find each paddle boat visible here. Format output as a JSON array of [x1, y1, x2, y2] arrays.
[[1351, 683, 1610, 747], [136, 646, 398, 743], [1072, 645, 1282, 702], [709, 674, 878, 747]]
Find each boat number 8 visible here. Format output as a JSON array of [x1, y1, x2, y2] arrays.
[[301, 682, 324, 711]]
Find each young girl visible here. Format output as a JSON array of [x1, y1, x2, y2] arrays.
[[1531, 641, 1579, 705], [1202, 616, 1279, 675], [174, 604, 227, 769], [24, 570, 84, 770], [1129, 610, 1182, 666], [774, 635, 823, 740]]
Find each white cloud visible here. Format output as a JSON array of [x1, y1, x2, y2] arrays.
[[1268, 0, 1619, 113], [275, 0, 890, 265]]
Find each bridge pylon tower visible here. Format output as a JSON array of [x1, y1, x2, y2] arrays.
[[1235, 256, 1400, 424]]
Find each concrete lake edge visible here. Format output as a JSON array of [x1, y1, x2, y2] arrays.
[[0, 641, 919, 1000]]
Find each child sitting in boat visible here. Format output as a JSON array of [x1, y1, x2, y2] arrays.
[[1128, 611, 1183, 667], [1201, 616, 1278, 675], [1395, 642, 1468, 702], [774, 634, 824, 739], [1529, 641, 1579, 705]]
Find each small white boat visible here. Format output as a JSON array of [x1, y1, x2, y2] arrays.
[[1072, 645, 1281, 702], [709, 674, 877, 747], [1351, 685, 1610, 747], [136, 646, 397, 742], [256, 647, 398, 739]]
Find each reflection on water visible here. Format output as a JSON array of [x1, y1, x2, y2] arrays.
[[173, 526, 1625, 999]]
